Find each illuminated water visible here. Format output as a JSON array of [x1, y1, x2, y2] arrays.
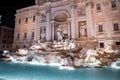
[[0, 62, 120, 80]]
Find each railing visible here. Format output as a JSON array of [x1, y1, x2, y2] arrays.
[[97, 31, 106, 35], [113, 30, 120, 34]]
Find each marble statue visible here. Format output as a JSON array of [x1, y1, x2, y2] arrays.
[[79, 22, 87, 37], [41, 28, 45, 40], [56, 25, 63, 41], [104, 44, 114, 53]]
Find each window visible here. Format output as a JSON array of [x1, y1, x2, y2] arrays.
[[7, 45, 9, 48], [100, 43, 104, 48], [2, 45, 5, 48], [24, 33, 27, 39], [116, 42, 120, 45], [16, 45, 19, 49], [33, 16, 35, 22], [25, 17, 28, 23], [111, 0, 117, 9], [98, 25, 103, 32], [3, 35, 5, 38], [31, 32, 34, 39], [2, 40, 6, 44], [11, 41, 13, 44], [18, 19, 21, 24], [23, 45, 26, 48], [17, 33, 20, 39], [96, 3, 101, 11], [113, 23, 119, 31]]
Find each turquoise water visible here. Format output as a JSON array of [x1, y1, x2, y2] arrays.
[[0, 62, 120, 80]]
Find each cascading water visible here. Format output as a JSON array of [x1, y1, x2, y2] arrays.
[[10, 40, 120, 68]]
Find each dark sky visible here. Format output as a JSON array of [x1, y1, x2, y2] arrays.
[[0, 0, 35, 28]]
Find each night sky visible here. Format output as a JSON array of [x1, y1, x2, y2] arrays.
[[0, 0, 35, 28]]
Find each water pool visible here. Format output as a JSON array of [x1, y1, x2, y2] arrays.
[[0, 62, 120, 80]]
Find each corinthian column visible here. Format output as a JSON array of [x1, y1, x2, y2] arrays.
[[51, 21, 55, 41], [67, 21, 71, 39], [86, 1, 95, 38], [34, 6, 40, 41], [45, 2, 51, 41], [70, 0, 76, 39]]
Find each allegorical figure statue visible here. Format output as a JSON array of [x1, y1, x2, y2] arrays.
[[56, 25, 63, 41], [79, 22, 87, 37], [41, 28, 45, 40]]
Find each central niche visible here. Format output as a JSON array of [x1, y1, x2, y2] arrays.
[[53, 12, 69, 40]]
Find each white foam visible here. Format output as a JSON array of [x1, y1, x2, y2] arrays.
[[111, 62, 120, 69], [48, 63, 61, 66], [59, 66, 75, 70]]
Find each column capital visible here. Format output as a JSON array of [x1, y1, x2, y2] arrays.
[[85, 2, 94, 8], [50, 20, 55, 23], [103, 0, 110, 6], [45, 5, 51, 13]]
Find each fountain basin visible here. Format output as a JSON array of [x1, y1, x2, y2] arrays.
[[0, 62, 120, 80]]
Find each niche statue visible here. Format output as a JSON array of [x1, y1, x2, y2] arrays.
[[40, 28, 46, 41], [79, 22, 87, 37], [56, 25, 63, 41]]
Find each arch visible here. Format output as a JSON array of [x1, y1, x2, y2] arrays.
[[52, 10, 70, 22]]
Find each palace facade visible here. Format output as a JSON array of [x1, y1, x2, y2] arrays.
[[13, 0, 120, 50], [0, 26, 14, 51]]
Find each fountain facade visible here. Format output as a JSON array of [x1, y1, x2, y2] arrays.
[[13, 0, 120, 50], [9, 0, 120, 68]]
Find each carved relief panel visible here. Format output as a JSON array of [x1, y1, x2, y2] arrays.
[[77, 5, 86, 16], [39, 12, 46, 22]]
